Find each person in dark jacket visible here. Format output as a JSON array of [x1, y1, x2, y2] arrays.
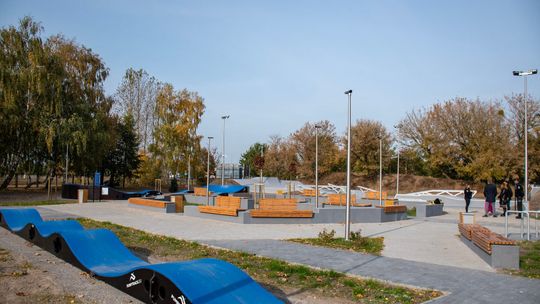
[[464, 185, 473, 213], [498, 181, 512, 217], [514, 178, 524, 219], [483, 181, 497, 217]]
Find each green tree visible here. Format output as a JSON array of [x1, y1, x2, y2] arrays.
[[347, 120, 393, 177], [240, 143, 267, 177], [150, 84, 205, 179], [102, 114, 141, 188], [290, 120, 339, 180]]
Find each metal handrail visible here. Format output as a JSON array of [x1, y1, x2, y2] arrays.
[[505, 210, 534, 240]]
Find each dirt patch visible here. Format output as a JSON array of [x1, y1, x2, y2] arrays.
[[314, 173, 485, 197], [0, 247, 87, 304]]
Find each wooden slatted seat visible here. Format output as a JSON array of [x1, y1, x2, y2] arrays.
[[364, 191, 388, 200], [376, 205, 407, 213], [198, 196, 242, 217], [251, 199, 313, 218], [325, 194, 371, 207], [194, 187, 211, 196], [470, 226, 516, 255], [129, 197, 168, 208], [302, 189, 320, 196]]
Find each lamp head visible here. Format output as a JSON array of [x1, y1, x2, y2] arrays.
[[344, 89, 352, 94], [513, 69, 538, 76], [221, 115, 230, 119]]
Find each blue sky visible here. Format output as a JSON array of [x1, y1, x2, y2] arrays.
[[1, 0, 539, 163]]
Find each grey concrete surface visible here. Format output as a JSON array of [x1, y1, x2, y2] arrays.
[[203, 239, 540, 304], [460, 236, 520, 269]]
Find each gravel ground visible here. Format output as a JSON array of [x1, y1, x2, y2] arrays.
[[0, 227, 140, 304]]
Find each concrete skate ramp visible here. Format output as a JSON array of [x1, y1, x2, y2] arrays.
[[0, 208, 281, 304]]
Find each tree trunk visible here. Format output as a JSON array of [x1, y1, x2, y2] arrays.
[[0, 168, 17, 190]]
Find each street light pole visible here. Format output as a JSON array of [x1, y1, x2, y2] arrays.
[[513, 69, 538, 210], [396, 149, 400, 196], [221, 115, 230, 186], [187, 146, 192, 191], [315, 124, 321, 209], [379, 135, 383, 206], [206, 136, 213, 206], [344, 89, 353, 240]]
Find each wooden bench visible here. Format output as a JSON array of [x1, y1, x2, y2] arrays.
[[364, 191, 387, 200], [302, 189, 320, 196], [198, 196, 242, 216], [194, 187, 210, 196], [128, 198, 176, 213], [325, 194, 371, 207], [376, 205, 407, 213], [471, 227, 516, 255], [251, 199, 313, 218]]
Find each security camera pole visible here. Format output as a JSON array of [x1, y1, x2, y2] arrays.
[[344, 89, 353, 240], [512, 69, 538, 210], [207, 136, 214, 206]]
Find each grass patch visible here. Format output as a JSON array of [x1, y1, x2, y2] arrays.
[[77, 218, 440, 303], [289, 229, 384, 256], [0, 200, 76, 207], [407, 207, 416, 217], [506, 240, 540, 279]]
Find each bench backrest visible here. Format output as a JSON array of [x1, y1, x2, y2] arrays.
[[327, 194, 356, 205], [302, 189, 318, 196], [259, 198, 297, 210], [215, 196, 241, 209], [194, 187, 208, 196], [364, 191, 387, 200]]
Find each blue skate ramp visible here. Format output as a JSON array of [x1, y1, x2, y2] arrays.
[[207, 185, 246, 194], [0, 208, 282, 304]]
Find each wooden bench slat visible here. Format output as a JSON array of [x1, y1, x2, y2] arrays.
[[253, 198, 313, 218], [129, 198, 167, 208]]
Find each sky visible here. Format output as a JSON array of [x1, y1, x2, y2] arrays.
[[1, 0, 540, 163]]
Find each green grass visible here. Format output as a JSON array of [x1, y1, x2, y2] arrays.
[[77, 218, 440, 303], [507, 240, 540, 279], [407, 207, 416, 217], [0, 200, 77, 207], [288, 236, 384, 256]]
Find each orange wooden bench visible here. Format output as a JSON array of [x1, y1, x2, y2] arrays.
[[470, 226, 516, 255], [198, 196, 242, 216], [376, 205, 407, 213], [194, 187, 210, 196], [302, 189, 320, 196], [364, 191, 387, 200], [251, 198, 313, 218], [325, 194, 371, 207], [129, 197, 168, 208]]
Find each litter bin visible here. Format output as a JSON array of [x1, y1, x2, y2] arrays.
[[78, 189, 88, 204], [171, 195, 184, 213]]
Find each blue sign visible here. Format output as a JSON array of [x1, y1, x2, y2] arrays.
[[94, 171, 101, 186]]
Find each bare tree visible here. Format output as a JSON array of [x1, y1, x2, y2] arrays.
[[114, 68, 161, 152]]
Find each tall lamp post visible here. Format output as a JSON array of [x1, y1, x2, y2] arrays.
[[513, 69, 538, 210], [344, 89, 353, 240], [221, 115, 230, 185], [393, 124, 402, 197], [378, 134, 383, 206], [315, 124, 322, 209], [187, 146, 192, 191], [206, 136, 214, 206]]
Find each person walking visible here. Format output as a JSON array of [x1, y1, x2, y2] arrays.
[[464, 184, 473, 213], [483, 180, 497, 217], [498, 181, 512, 217], [514, 178, 524, 219]]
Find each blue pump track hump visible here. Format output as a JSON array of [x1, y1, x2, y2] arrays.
[[0, 208, 282, 304]]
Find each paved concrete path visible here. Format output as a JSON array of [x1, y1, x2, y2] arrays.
[[203, 239, 540, 304], [34, 202, 540, 303]]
